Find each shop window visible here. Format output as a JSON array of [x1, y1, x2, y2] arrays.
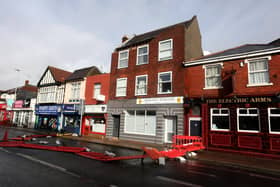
[[210, 108, 230, 131], [135, 75, 147, 96], [124, 110, 156, 136], [65, 116, 79, 128], [237, 108, 260, 132], [268, 108, 280, 134], [86, 117, 106, 134]]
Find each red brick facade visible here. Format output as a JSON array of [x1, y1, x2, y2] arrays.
[[109, 25, 186, 100]]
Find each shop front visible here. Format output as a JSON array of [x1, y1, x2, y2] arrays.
[[12, 100, 35, 128], [35, 104, 62, 131], [82, 105, 107, 136], [62, 104, 81, 134], [0, 104, 12, 125], [185, 96, 280, 157]]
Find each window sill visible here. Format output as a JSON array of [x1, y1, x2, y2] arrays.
[[237, 130, 260, 133], [117, 66, 128, 69], [158, 57, 173, 62], [246, 83, 273, 87], [269, 132, 280, 135], [157, 92, 172, 95], [124, 131, 156, 136], [135, 94, 147, 96], [211, 129, 230, 132], [116, 95, 126, 97], [136, 62, 148, 66], [203, 86, 223, 90]]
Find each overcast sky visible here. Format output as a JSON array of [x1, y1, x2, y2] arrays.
[[0, 0, 279, 90]]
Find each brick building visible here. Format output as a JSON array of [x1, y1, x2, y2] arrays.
[[106, 16, 203, 144], [82, 73, 110, 136], [183, 38, 280, 157]]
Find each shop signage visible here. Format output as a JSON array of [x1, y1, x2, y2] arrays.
[[13, 100, 23, 108], [35, 105, 62, 115], [84, 105, 107, 113], [22, 99, 31, 108], [63, 104, 80, 114], [205, 96, 277, 104], [0, 104, 7, 109], [136, 97, 183, 104]]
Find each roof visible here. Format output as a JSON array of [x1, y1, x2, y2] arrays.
[[65, 66, 101, 82], [116, 16, 197, 51], [48, 66, 72, 83], [184, 38, 280, 66], [4, 84, 37, 94]]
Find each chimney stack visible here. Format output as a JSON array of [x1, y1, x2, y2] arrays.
[[122, 35, 129, 43], [25, 80, 29, 86]]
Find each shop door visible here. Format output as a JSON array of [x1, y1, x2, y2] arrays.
[[165, 116, 177, 143], [189, 117, 202, 136], [112, 115, 120, 138]]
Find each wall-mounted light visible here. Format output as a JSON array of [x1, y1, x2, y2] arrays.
[[240, 61, 244, 67]]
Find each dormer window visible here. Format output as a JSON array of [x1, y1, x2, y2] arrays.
[[118, 50, 129, 69]]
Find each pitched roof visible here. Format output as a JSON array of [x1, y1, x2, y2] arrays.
[[116, 16, 197, 51], [65, 66, 101, 82], [48, 66, 72, 83]]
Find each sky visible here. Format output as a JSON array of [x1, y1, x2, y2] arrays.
[[0, 0, 279, 90]]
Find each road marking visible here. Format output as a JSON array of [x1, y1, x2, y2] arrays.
[[249, 173, 280, 182], [16, 153, 80, 178], [187, 170, 217, 178], [156, 176, 203, 187], [0, 147, 11, 153]]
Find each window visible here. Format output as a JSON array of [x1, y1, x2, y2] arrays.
[[135, 75, 147, 95], [204, 64, 222, 89], [93, 83, 101, 98], [39, 86, 56, 103], [268, 108, 280, 134], [137, 45, 149, 65], [158, 39, 173, 61], [158, 71, 172, 94], [118, 50, 129, 68], [247, 57, 271, 86], [124, 110, 156, 135], [116, 78, 127, 97], [237, 108, 260, 132], [70, 82, 81, 102], [211, 108, 230, 131]]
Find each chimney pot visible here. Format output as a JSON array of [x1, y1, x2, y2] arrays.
[[122, 35, 129, 43], [25, 80, 29, 85]]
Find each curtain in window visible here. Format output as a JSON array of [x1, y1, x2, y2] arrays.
[[249, 59, 269, 84], [206, 66, 221, 87]]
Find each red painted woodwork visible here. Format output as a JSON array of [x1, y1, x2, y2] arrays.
[[238, 136, 262, 150], [270, 137, 280, 152], [210, 134, 233, 147]]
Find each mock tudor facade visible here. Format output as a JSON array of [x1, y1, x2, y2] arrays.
[[106, 16, 203, 144], [183, 38, 280, 156]]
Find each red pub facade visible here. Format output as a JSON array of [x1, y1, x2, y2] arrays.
[[183, 39, 280, 157]]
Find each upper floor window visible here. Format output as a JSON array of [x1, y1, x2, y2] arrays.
[[158, 39, 173, 61], [158, 71, 172, 94], [118, 50, 129, 69], [93, 83, 101, 99], [70, 82, 81, 102], [116, 78, 127, 97], [268, 108, 280, 134], [246, 57, 272, 86], [211, 108, 230, 131], [137, 45, 149, 65], [135, 75, 147, 96], [237, 108, 260, 133], [204, 64, 222, 89]]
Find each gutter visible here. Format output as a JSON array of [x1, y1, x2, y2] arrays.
[[183, 47, 280, 67]]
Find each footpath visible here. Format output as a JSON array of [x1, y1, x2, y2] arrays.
[[4, 126, 280, 176]]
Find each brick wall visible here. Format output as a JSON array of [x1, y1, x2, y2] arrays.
[[185, 54, 280, 98]]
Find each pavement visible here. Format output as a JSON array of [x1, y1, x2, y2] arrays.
[[3, 126, 280, 176]]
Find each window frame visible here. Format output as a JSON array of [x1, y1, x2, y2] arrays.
[[245, 56, 273, 87], [158, 39, 173, 61], [135, 74, 148, 96], [118, 49, 129, 69], [157, 71, 172, 94], [124, 110, 156, 136], [116, 78, 127, 97], [203, 63, 223, 89], [268, 108, 280, 134], [136, 44, 149, 65], [237, 108, 260, 133], [70, 82, 81, 102], [93, 83, 101, 99], [210, 108, 230, 131]]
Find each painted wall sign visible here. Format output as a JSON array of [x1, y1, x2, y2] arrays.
[[136, 97, 183, 104], [205, 96, 278, 104], [14, 100, 23, 108], [84, 105, 107, 113]]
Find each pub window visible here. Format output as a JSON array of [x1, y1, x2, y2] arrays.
[[237, 108, 260, 132], [268, 108, 280, 134], [211, 108, 230, 131], [204, 64, 222, 89]]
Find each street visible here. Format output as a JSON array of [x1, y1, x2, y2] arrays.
[[0, 127, 279, 187]]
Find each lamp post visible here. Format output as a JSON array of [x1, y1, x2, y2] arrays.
[[14, 68, 20, 101]]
